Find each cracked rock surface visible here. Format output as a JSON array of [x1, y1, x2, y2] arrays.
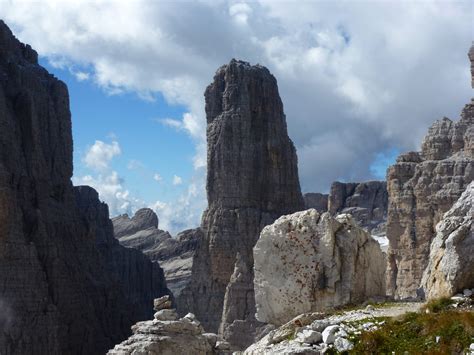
[[180, 59, 304, 349], [0, 21, 169, 355], [254, 209, 386, 326]]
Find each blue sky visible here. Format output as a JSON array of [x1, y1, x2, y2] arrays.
[[41, 60, 195, 204], [2, 0, 472, 233]]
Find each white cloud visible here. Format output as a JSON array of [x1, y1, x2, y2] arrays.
[[83, 140, 121, 171], [151, 173, 206, 233], [229, 3, 253, 25], [73, 70, 90, 82], [172, 175, 183, 186], [2, 0, 472, 232], [76, 138, 144, 217], [73, 171, 143, 216], [127, 159, 144, 170], [160, 118, 183, 130], [153, 173, 162, 182]]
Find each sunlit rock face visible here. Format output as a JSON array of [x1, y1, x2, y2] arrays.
[[0, 20, 169, 355], [181, 59, 305, 349], [421, 182, 473, 300], [254, 209, 386, 326], [386, 102, 474, 299]]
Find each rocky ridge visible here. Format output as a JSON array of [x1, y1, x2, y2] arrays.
[[0, 21, 169, 355], [253, 209, 386, 326], [180, 59, 305, 349], [112, 209, 201, 300]]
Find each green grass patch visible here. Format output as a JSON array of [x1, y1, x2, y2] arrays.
[[350, 309, 474, 354], [422, 297, 454, 313]]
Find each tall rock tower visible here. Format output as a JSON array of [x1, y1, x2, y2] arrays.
[[182, 59, 304, 348], [385, 46, 474, 299]]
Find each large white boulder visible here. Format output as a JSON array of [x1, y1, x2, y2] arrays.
[[254, 209, 386, 325], [421, 182, 474, 299]]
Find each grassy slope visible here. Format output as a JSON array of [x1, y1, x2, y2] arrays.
[[350, 298, 474, 354]]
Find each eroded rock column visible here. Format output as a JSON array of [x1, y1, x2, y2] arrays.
[[182, 59, 304, 348]]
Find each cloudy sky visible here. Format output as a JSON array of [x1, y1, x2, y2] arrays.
[[1, 0, 473, 234]]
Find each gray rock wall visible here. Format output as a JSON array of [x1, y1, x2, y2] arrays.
[[328, 181, 387, 236], [386, 103, 473, 299], [421, 182, 473, 299], [112, 209, 201, 304], [75, 187, 171, 322], [181, 59, 304, 349], [0, 21, 169, 355], [303, 192, 328, 212]]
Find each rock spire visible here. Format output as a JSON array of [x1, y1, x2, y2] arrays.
[[181, 59, 304, 348]]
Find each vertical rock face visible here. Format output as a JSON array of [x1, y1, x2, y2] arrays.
[[155, 228, 202, 309], [303, 192, 329, 212], [421, 182, 473, 300], [75, 187, 171, 322], [112, 210, 201, 305], [386, 104, 473, 299], [182, 59, 304, 348], [0, 21, 169, 354], [253, 209, 386, 326], [328, 181, 388, 236]]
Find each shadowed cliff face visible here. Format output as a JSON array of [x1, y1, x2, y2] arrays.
[[181, 59, 304, 349], [328, 181, 387, 235], [0, 21, 169, 355], [111, 209, 201, 306]]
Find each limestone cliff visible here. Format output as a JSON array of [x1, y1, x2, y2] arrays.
[[181, 59, 304, 349], [386, 103, 473, 299], [0, 21, 169, 354], [421, 182, 473, 299]]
